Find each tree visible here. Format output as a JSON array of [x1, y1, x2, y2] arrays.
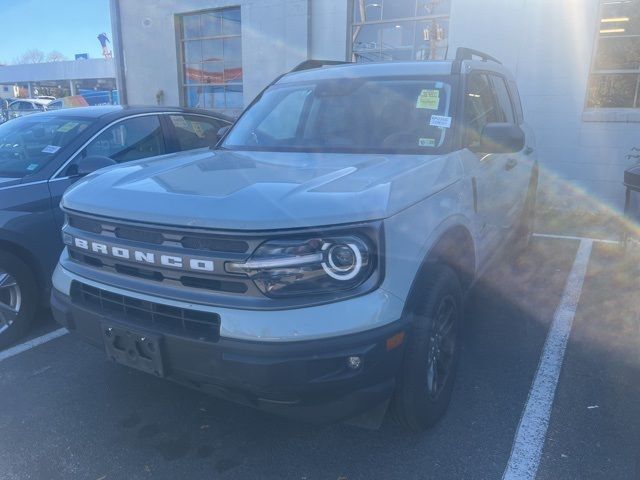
[[46, 51, 68, 62], [13, 49, 45, 64]]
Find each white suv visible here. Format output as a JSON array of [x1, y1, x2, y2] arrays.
[[52, 48, 538, 430]]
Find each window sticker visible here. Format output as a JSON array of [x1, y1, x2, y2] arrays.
[[418, 138, 436, 147], [169, 115, 189, 129], [429, 115, 452, 128], [41, 145, 61, 154], [416, 89, 440, 110], [191, 121, 205, 138], [26, 163, 39, 171], [57, 121, 79, 133]]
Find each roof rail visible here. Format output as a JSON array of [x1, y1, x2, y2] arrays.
[[290, 59, 350, 73], [454, 47, 502, 65]]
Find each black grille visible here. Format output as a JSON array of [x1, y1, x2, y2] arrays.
[[181, 236, 249, 253], [115, 226, 164, 244], [67, 249, 248, 294], [67, 214, 250, 254], [68, 215, 102, 234], [71, 282, 220, 341]]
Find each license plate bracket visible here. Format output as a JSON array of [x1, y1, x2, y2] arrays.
[[102, 323, 164, 378]]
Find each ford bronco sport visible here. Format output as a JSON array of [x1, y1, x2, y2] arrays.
[[51, 48, 538, 430]]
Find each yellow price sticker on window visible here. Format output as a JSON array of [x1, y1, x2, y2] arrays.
[[416, 89, 440, 110], [57, 122, 79, 133], [169, 115, 189, 129], [191, 121, 205, 138]]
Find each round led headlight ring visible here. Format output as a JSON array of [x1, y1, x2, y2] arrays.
[[321, 242, 363, 280]]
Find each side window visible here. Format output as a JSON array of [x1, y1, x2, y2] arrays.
[[508, 80, 524, 124], [81, 116, 166, 163], [257, 89, 311, 140], [8, 103, 20, 111], [463, 73, 500, 148], [490, 76, 516, 124], [169, 115, 228, 150]]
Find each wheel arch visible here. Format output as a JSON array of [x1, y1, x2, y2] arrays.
[[402, 224, 476, 317], [0, 237, 46, 300]]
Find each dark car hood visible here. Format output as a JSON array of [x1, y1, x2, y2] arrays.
[[62, 149, 462, 230]]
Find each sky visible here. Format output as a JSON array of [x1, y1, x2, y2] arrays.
[[0, 0, 112, 64]]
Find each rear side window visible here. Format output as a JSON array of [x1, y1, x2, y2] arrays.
[[463, 73, 501, 148], [169, 114, 229, 150], [490, 75, 516, 124], [81, 115, 166, 163]]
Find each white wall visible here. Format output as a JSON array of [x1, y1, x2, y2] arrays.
[[449, 0, 640, 209], [310, 0, 349, 60], [116, 0, 310, 112]]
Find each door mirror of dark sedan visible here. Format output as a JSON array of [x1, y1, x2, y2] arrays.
[[68, 155, 117, 177], [478, 123, 525, 154], [216, 125, 231, 143]]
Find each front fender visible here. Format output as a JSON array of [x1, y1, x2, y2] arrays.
[[380, 179, 478, 304]]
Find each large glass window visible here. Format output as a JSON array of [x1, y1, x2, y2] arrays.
[[0, 115, 92, 178], [80, 116, 166, 163], [169, 114, 229, 150], [587, 0, 640, 108], [223, 77, 455, 154], [352, 0, 451, 62], [179, 7, 243, 111], [463, 73, 501, 149]]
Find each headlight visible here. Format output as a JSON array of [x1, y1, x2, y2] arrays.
[[226, 235, 376, 298]]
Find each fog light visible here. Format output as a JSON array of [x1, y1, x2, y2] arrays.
[[347, 356, 362, 370]]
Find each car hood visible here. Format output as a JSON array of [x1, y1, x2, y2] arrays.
[[62, 149, 462, 230], [0, 177, 22, 188]]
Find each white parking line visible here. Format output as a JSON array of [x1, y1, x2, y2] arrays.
[[502, 239, 593, 480], [533, 232, 619, 245], [0, 328, 68, 363]]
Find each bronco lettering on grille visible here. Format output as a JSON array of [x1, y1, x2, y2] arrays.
[[72, 237, 215, 272]]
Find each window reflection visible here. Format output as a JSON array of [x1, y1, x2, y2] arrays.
[[352, 0, 451, 62], [180, 7, 243, 111], [587, 0, 640, 108]]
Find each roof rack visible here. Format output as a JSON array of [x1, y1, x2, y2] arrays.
[[290, 59, 350, 73], [454, 47, 502, 65]]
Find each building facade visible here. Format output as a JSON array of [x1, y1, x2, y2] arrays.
[[111, 0, 639, 209]]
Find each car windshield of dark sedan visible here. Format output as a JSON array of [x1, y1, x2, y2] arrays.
[[223, 77, 453, 154], [0, 115, 92, 178]]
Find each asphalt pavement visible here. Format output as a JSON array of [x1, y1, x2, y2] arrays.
[[0, 237, 637, 480]]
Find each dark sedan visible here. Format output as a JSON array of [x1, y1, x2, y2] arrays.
[[0, 105, 232, 347]]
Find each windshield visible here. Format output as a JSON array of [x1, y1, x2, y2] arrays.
[[0, 115, 92, 178], [223, 77, 454, 154]]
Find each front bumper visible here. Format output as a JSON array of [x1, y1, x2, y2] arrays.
[[51, 269, 408, 423]]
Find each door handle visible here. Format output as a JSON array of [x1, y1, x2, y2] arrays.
[[505, 158, 518, 171]]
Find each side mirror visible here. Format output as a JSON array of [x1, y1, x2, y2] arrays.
[[479, 123, 525, 154], [67, 155, 117, 177], [216, 125, 231, 143]]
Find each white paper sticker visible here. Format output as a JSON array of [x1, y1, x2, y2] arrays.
[[41, 145, 61, 154], [169, 115, 189, 129], [418, 138, 436, 147], [26, 163, 39, 171], [429, 115, 452, 128]]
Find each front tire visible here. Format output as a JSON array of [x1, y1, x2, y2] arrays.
[[391, 265, 462, 431], [511, 170, 538, 257], [0, 252, 38, 349]]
